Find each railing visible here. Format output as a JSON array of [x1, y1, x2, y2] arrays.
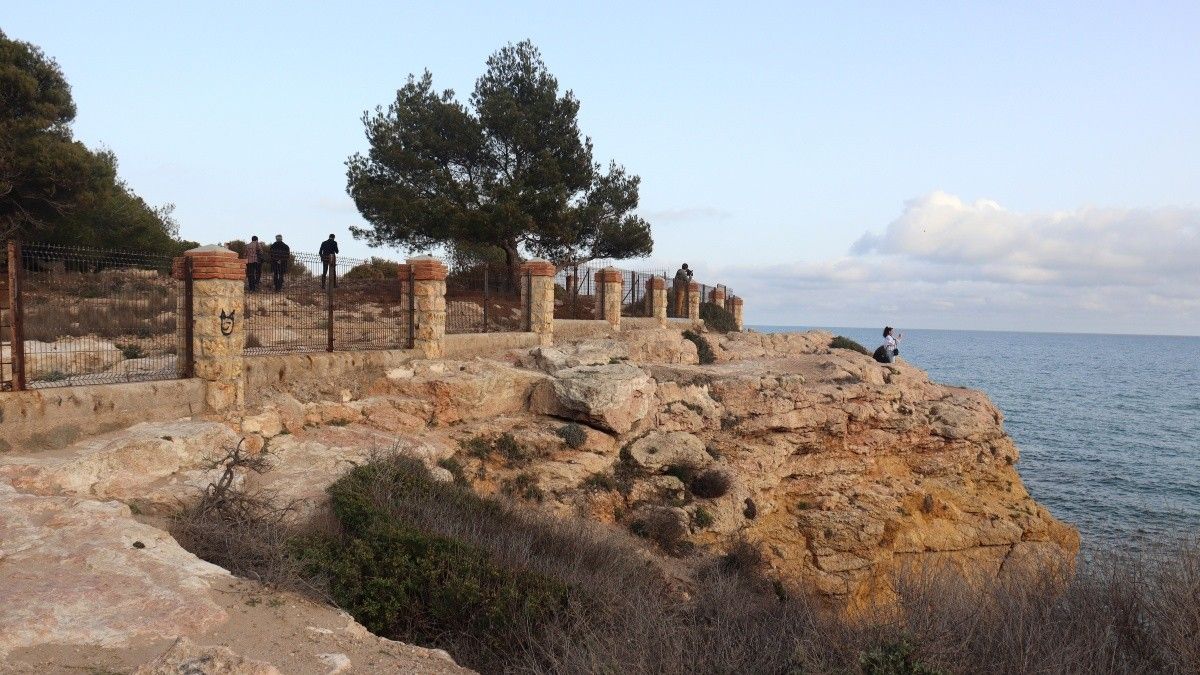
[[445, 262, 525, 334], [554, 262, 606, 320], [1, 239, 737, 393], [243, 252, 413, 354], [4, 242, 179, 389]]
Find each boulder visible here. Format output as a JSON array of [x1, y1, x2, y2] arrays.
[[0, 420, 239, 508], [135, 637, 281, 674], [25, 338, 123, 379], [533, 363, 656, 434], [626, 431, 710, 472], [0, 484, 230, 658]]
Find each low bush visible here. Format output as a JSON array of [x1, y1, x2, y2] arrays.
[[831, 335, 871, 356], [700, 301, 737, 333], [692, 507, 714, 529], [630, 508, 689, 554], [663, 461, 700, 484], [171, 451, 1200, 675], [682, 329, 716, 364], [343, 257, 402, 281], [690, 469, 732, 499], [582, 471, 618, 492], [556, 422, 588, 449]]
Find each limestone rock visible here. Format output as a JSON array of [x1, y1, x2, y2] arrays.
[[135, 637, 282, 674], [0, 484, 230, 658], [25, 338, 123, 379], [627, 431, 710, 472], [0, 420, 239, 509], [534, 363, 656, 434]]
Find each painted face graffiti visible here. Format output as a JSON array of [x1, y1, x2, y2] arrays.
[[220, 309, 236, 336]]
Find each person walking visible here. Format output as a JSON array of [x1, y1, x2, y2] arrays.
[[244, 236, 264, 292], [673, 263, 693, 316], [269, 234, 290, 292], [873, 326, 903, 363], [319, 233, 339, 289]]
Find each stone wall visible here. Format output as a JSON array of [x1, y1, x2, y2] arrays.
[[243, 348, 419, 406], [444, 332, 540, 358], [0, 379, 207, 453], [553, 319, 617, 343], [521, 259, 556, 346]]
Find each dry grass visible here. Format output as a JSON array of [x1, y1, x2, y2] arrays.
[[171, 452, 1200, 675]]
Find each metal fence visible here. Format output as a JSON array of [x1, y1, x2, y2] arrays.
[[445, 262, 526, 334], [243, 252, 412, 354], [554, 263, 605, 320], [2, 241, 179, 390]]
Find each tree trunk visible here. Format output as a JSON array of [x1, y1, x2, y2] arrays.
[[501, 240, 522, 290]]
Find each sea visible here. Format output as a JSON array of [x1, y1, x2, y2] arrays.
[[754, 326, 1200, 554]]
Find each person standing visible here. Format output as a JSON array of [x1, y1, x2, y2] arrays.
[[244, 236, 264, 292], [319, 233, 339, 289], [672, 263, 693, 316], [269, 234, 290, 292]]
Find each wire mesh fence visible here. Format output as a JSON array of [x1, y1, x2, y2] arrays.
[[445, 262, 525, 334], [10, 242, 179, 389], [243, 253, 412, 354], [554, 263, 605, 320]]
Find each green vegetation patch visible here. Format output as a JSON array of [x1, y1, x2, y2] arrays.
[[830, 335, 871, 356], [700, 302, 738, 333], [682, 329, 716, 364]]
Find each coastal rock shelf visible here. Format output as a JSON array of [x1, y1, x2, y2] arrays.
[[0, 328, 1078, 670]]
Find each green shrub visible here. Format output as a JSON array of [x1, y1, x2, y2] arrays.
[[494, 432, 527, 464], [556, 422, 587, 449], [343, 257, 402, 281], [502, 472, 545, 502], [582, 472, 618, 492], [299, 458, 569, 662], [859, 639, 943, 675], [700, 302, 737, 333], [682, 329, 716, 364], [630, 508, 689, 554], [117, 343, 145, 359], [692, 507, 714, 529], [437, 457, 467, 485], [690, 469, 732, 499], [831, 335, 871, 356]]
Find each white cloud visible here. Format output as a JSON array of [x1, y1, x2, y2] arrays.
[[716, 192, 1200, 335]]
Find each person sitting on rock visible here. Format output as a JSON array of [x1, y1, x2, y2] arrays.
[[873, 326, 902, 363]]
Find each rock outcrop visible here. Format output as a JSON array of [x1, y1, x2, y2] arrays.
[[0, 326, 1078, 670]]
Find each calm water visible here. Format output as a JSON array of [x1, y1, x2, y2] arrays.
[[755, 326, 1200, 552]]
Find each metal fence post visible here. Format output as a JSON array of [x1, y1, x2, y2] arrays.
[[7, 241, 26, 391], [407, 266, 415, 349], [482, 263, 490, 332], [524, 270, 533, 331], [183, 256, 195, 378], [326, 254, 335, 352]]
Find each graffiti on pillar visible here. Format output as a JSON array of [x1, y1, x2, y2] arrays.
[[220, 309, 236, 336]]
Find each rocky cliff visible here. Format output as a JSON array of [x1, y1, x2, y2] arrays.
[[0, 328, 1078, 671]]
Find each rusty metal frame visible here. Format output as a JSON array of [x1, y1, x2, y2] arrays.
[[183, 256, 195, 378], [7, 241, 26, 391]]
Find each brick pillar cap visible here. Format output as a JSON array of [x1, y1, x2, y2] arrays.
[[597, 267, 623, 283], [184, 245, 237, 257], [729, 296, 744, 306], [406, 256, 448, 281], [687, 281, 700, 292], [647, 276, 667, 290], [520, 259, 556, 277]]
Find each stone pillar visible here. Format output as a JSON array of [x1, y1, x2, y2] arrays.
[[172, 246, 245, 412], [711, 285, 727, 310], [647, 276, 668, 327], [729, 296, 744, 331], [687, 281, 701, 323], [407, 256, 447, 358], [597, 267, 623, 331], [521, 259, 556, 346]]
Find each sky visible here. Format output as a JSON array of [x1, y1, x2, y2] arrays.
[[5, 1, 1199, 334]]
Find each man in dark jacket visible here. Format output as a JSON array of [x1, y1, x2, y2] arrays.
[[319, 233, 339, 289], [269, 235, 290, 292]]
